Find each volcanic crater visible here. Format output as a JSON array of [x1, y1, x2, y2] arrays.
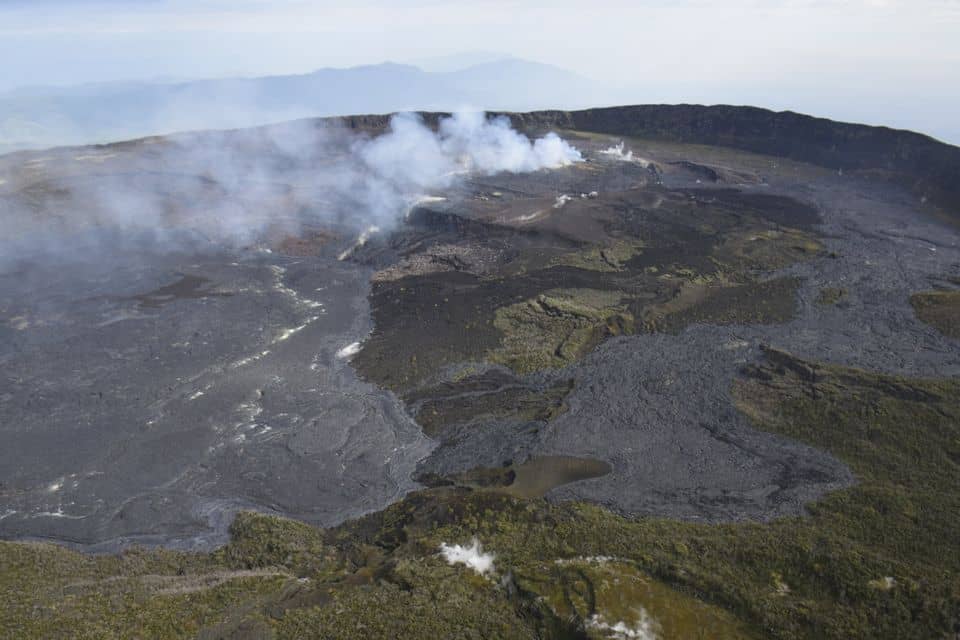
[[2, 107, 959, 549]]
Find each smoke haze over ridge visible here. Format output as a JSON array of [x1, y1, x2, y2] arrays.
[[0, 111, 581, 268]]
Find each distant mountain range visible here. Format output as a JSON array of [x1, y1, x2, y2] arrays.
[[0, 58, 616, 153]]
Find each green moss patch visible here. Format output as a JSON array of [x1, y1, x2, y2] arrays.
[[489, 288, 634, 373], [517, 558, 751, 639], [642, 277, 801, 334], [816, 287, 847, 306], [911, 290, 960, 339], [549, 239, 647, 272], [7, 349, 960, 640], [0, 541, 294, 639]]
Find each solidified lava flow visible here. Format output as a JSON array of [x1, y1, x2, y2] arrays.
[[2, 104, 960, 640], [2, 107, 960, 549]]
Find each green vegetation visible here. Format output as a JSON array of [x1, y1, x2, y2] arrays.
[[4, 348, 957, 638], [816, 287, 847, 306], [482, 213, 817, 374], [911, 289, 960, 339], [549, 239, 647, 272], [711, 229, 823, 273], [518, 558, 751, 638], [273, 559, 536, 640], [641, 277, 801, 334], [215, 512, 339, 578], [0, 541, 290, 639], [489, 288, 633, 373]]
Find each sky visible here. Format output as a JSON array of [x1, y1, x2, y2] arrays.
[[1, 0, 958, 143]]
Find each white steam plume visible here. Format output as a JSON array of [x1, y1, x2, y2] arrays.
[[598, 141, 652, 167], [599, 141, 634, 161], [586, 609, 661, 640], [352, 111, 581, 226], [0, 111, 582, 267], [439, 538, 496, 575]]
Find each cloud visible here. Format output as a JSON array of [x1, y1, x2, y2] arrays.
[[0, 1, 957, 143]]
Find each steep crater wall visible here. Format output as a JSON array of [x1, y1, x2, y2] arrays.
[[509, 105, 960, 220], [310, 105, 960, 221]]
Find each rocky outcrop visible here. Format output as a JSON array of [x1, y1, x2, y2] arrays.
[[513, 105, 960, 219]]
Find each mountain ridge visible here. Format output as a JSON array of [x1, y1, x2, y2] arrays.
[[0, 59, 607, 153]]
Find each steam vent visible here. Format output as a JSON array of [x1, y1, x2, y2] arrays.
[[2, 105, 960, 638]]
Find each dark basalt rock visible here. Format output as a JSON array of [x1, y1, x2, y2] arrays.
[[506, 104, 960, 218]]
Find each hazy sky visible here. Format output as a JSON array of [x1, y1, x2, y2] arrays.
[[1, 0, 958, 142]]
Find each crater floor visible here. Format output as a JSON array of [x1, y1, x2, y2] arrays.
[[1, 122, 958, 552]]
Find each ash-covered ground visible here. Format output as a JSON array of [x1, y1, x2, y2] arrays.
[[1, 113, 959, 550], [0, 246, 433, 549]]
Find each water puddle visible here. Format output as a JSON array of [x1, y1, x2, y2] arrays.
[[507, 455, 612, 498], [436, 455, 612, 498]]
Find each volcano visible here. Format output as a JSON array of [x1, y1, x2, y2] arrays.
[[1, 105, 959, 639]]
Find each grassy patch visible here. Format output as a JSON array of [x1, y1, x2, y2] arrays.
[[549, 239, 647, 272], [489, 288, 633, 373], [5, 346, 959, 640], [711, 229, 823, 273], [641, 277, 801, 334], [911, 290, 960, 339], [517, 558, 751, 639], [816, 287, 847, 306], [0, 541, 292, 639]]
